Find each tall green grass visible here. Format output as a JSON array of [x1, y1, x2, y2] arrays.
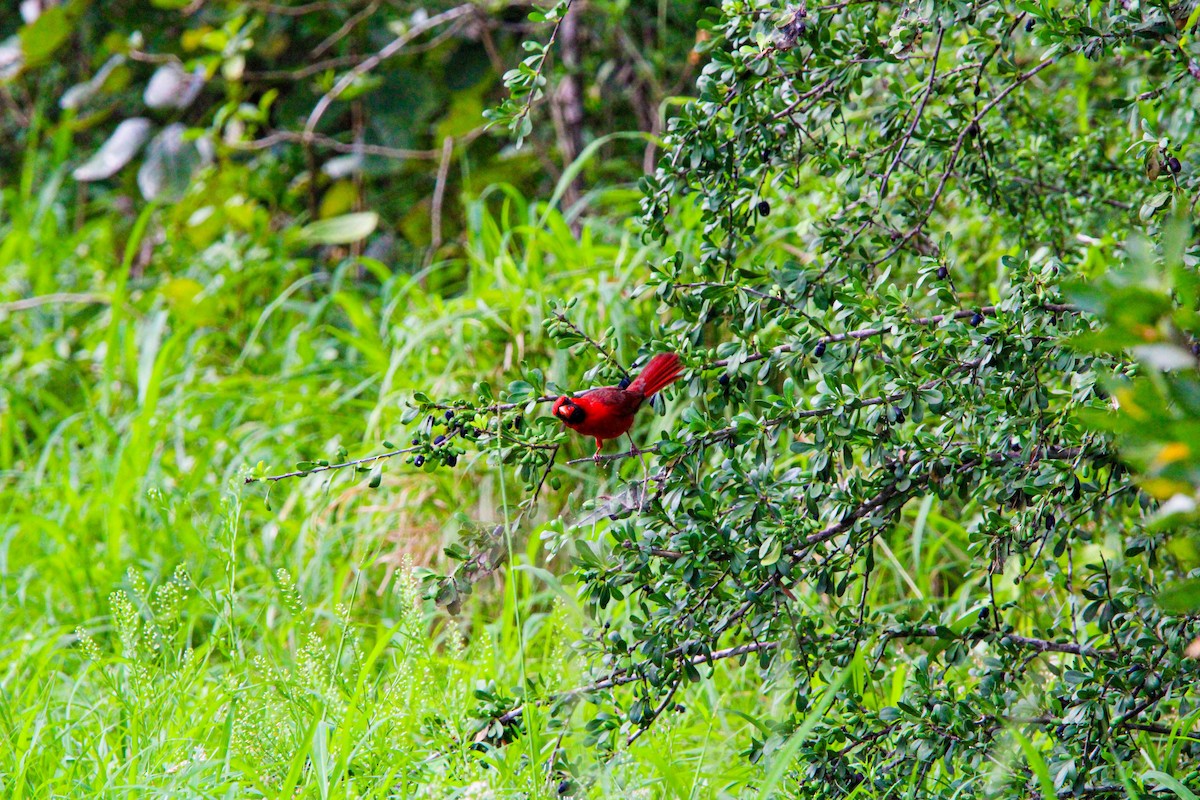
[[0, 123, 803, 798]]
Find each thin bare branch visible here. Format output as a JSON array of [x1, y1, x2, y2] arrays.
[[0, 293, 111, 313], [312, 0, 381, 60], [878, 26, 944, 205], [493, 639, 779, 727], [303, 5, 476, 139], [866, 54, 1058, 270], [426, 135, 455, 267], [232, 129, 441, 160]]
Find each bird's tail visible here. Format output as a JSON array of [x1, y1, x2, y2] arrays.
[[629, 353, 683, 398]]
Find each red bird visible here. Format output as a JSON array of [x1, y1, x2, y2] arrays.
[[552, 353, 684, 461]]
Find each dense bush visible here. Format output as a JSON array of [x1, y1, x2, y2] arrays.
[[441, 1, 1200, 796]]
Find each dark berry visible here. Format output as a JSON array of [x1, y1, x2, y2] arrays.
[[978, 606, 990, 622], [1191, 341, 1200, 356], [970, 311, 984, 326], [433, 434, 446, 446], [757, 200, 771, 216], [719, 373, 730, 386], [414, 455, 425, 467], [411, 437, 420, 446], [557, 780, 571, 796], [1025, 17, 1035, 32], [936, 266, 948, 279], [983, 336, 994, 345], [1168, 156, 1182, 174], [966, 122, 980, 137], [814, 340, 827, 357], [444, 410, 454, 420], [1044, 513, 1055, 531], [447, 454, 458, 467], [617, 376, 632, 390]]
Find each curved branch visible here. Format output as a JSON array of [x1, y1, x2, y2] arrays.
[[303, 5, 476, 139], [493, 639, 779, 727]]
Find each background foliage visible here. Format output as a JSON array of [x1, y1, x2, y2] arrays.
[[3, 0, 1200, 798]]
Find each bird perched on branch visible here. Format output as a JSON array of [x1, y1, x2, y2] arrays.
[[552, 353, 683, 462]]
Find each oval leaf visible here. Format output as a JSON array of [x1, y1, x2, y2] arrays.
[[138, 123, 213, 200], [73, 118, 152, 181], [19, 5, 71, 69], [299, 212, 380, 245], [60, 54, 126, 110], [143, 63, 205, 109]]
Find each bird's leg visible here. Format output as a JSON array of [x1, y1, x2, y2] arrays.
[[625, 433, 641, 456], [593, 438, 604, 463]]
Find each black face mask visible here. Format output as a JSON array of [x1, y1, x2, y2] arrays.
[[557, 400, 586, 424]]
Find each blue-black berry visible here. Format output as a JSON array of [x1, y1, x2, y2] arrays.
[[757, 200, 771, 216], [814, 340, 827, 357], [414, 455, 425, 467], [617, 376, 632, 390], [445, 410, 454, 420], [936, 266, 948, 279], [1168, 156, 1182, 174], [719, 373, 730, 386], [970, 311, 984, 326], [446, 454, 458, 467], [433, 434, 446, 446]]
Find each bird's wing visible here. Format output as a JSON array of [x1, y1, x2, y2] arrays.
[[580, 387, 643, 416]]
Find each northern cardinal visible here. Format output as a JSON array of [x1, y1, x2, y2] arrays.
[[552, 353, 683, 461]]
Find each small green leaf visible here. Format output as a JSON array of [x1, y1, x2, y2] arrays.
[[1139, 191, 1172, 221], [299, 212, 380, 245], [20, 5, 72, 68], [759, 537, 782, 566]]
